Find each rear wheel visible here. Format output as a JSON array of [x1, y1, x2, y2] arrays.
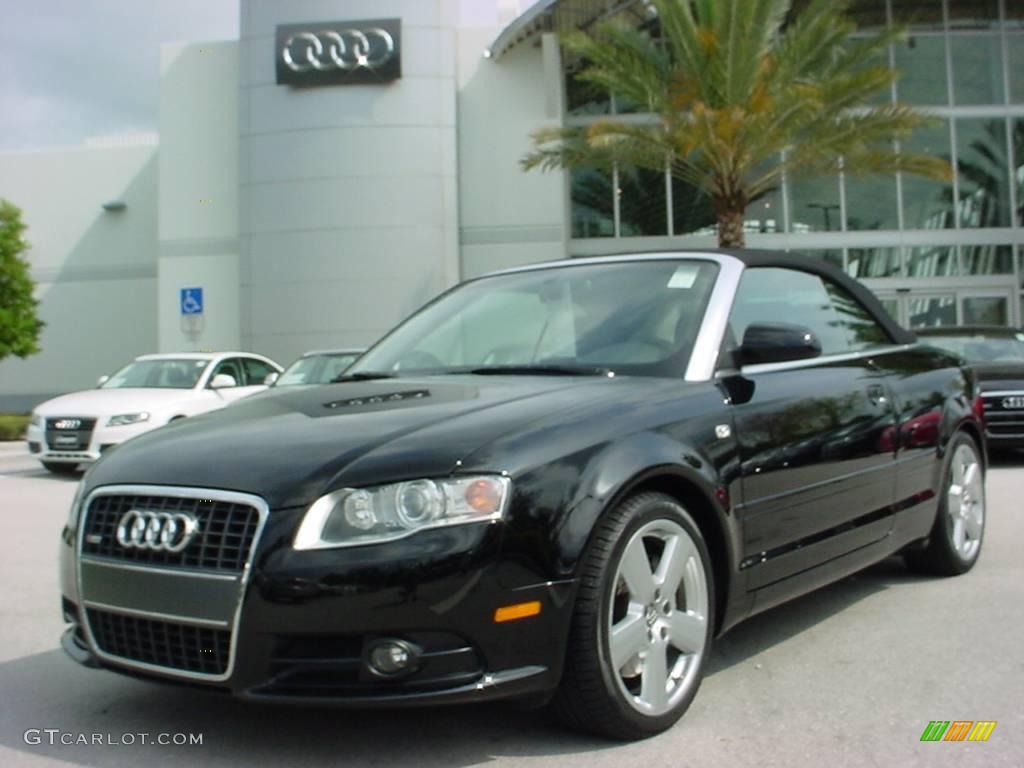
[[905, 432, 985, 576], [552, 492, 714, 740], [41, 461, 80, 475]]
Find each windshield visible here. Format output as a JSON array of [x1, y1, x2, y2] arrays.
[[350, 260, 720, 378], [277, 353, 361, 386], [101, 358, 209, 389], [922, 333, 1024, 363]]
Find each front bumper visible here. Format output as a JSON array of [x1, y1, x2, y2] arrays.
[[28, 420, 158, 465], [60, 496, 574, 705]]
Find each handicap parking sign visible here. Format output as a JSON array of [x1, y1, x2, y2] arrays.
[[180, 287, 204, 315]]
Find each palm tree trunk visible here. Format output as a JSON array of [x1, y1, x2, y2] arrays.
[[716, 208, 745, 248]]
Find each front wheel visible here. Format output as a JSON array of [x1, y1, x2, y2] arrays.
[[905, 432, 985, 576], [552, 492, 714, 740]]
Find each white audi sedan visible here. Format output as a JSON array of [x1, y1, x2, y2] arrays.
[[26, 352, 281, 474]]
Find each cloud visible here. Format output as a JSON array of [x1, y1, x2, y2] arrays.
[[0, 0, 238, 151]]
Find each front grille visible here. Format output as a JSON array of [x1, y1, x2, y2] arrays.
[[45, 417, 97, 451], [87, 608, 230, 675], [982, 395, 1024, 437], [82, 494, 260, 573]]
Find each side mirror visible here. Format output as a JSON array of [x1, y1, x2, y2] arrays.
[[737, 322, 822, 366], [263, 372, 279, 386], [96, 375, 110, 387], [210, 373, 237, 389]]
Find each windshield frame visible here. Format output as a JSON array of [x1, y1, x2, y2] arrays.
[[347, 255, 739, 382]]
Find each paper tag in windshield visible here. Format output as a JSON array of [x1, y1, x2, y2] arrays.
[[668, 265, 699, 289]]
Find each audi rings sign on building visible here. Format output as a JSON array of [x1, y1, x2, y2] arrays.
[[116, 510, 200, 553], [275, 18, 401, 86]]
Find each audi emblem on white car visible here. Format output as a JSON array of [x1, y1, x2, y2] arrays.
[[115, 510, 199, 553]]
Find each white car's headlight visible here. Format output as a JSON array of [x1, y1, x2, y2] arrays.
[[106, 412, 150, 427], [30, 413, 42, 428], [294, 475, 510, 550]]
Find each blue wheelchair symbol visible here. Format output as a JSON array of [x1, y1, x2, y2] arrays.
[[180, 288, 204, 315]]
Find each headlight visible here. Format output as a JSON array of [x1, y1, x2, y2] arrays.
[[30, 413, 42, 428], [294, 475, 510, 550], [106, 412, 150, 427]]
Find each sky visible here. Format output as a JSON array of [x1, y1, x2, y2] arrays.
[[0, 0, 239, 152]]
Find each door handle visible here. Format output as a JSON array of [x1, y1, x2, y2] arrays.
[[867, 384, 888, 408]]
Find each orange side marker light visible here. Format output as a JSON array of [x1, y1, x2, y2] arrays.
[[494, 600, 542, 623]]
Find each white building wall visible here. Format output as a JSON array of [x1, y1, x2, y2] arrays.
[[238, 0, 462, 366], [158, 40, 241, 354], [0, 143, 158, 412]]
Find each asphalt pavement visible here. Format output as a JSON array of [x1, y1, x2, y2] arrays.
[[1, 442, 1021, 767]]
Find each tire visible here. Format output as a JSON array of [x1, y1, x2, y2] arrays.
[[42, 461, 80, 475], [552, 492, 715, 740], [905, 432, 985, 576]]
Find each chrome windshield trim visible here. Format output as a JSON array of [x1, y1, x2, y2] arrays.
[[734, 344, 919, 376], [684, 254, 744, 382], [76, 484, 269, 684]]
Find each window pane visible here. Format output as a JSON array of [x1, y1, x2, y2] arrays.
[[1015, 120, 1024, 225], [745, 185, 784, 234], [1010, 34, 1024, 103], [728, 268, 850, 355], [891, 0, 945, 30], [950, 33, 1005, 105], [565, 66, 610, 116], [671, 177, 717, 236], [961, 296, 1008, 325], [825, 282, 892, 348], [845, 173, 899, 230], [847, 0, 889, 29], [847, 247, 902, 278], [947, 0, 1000, 29], [961, 244, 1013, 274], [618, 166, 668, 236], [849, 32, 893, 105], [901, 119, 955, 229], [906, 245, 959, 276], [878, 296, 900, 322], [571, 168, 614, 238], [956, 118, 1011, 228], [788, 175, 841, 232], [907, 295, 957, 328], [893, 35, 948, 105]]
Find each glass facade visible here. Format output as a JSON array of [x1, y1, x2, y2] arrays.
[[564, 0, 1024, 327]]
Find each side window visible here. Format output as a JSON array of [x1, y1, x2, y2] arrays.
[[823, 282, 892, 350], [209, 358, 243, 387], [242, 357, 277, 385], [729, 268, 890, 356]]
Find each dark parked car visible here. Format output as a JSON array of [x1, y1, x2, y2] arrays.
[[60, 251, 986, 740], [916, 325, 1024, 450], [270, 348, 365, 387]]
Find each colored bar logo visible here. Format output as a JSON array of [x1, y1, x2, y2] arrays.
[[921, 721, 997, 742]]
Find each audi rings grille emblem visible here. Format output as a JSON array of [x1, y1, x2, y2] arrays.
[[54, 419, 82, 430], [276, 19, 401, 86], [116, 510, 200, 553]]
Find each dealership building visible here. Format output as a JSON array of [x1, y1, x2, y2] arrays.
[[2, 0, 1024, 411]]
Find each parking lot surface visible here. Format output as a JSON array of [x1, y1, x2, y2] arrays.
[[1, 442, 1021, 767]]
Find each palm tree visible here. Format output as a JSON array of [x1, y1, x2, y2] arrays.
[[521, 0, 952, 247]]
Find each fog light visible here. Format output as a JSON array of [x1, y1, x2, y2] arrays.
[[366, 639, 418, 677]]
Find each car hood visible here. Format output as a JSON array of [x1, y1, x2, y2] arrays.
[[82, 376, 636, 509], [34, 388, 200, 417], [972, 363, 1024, 390]]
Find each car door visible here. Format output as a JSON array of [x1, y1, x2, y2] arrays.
[[722, 267, 899, 589]]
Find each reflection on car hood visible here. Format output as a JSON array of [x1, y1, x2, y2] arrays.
[[82, 376, 627, 509], [33, 388, 200, 417]]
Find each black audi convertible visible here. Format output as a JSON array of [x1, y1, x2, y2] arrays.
[[59, 250, 986, 740]]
